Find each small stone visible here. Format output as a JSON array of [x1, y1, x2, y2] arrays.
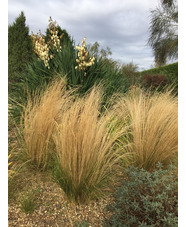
[[55, 204, 62, 209]]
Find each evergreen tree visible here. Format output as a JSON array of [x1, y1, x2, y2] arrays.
[[8, 11, 33, 81]]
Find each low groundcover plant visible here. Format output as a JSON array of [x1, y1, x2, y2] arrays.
[[103, 163, 178, 227]]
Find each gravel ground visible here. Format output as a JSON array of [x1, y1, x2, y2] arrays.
[[8, 169, 114, 227]]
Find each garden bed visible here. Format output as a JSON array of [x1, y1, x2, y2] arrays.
[[8, 168, 114, 227]]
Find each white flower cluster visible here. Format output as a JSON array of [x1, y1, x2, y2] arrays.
[[31, 31, 51, 69], [48, 17, 63, 52], [75, 38, 95, 73], [31, 17, 63, 69]]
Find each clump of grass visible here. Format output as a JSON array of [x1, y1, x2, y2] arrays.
[[20, 190, 37, 214], [22, 77, 73, 168], [114, 87, 178, 170], [53, 86, 128, 204], [21, 78, 130, 203]]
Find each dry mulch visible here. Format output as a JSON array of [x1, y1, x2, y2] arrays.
[[8, 168, 114, 227]]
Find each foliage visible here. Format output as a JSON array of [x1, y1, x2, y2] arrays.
[[31, 17, 65, 69], [103, 163, 178, 227], [140, 62, 178, 79], [8, 147, 16, 178], [140, 62, 178, 93], [74, 57, 132, 100], [9, 42, 132, 123], [9, 16, 134, 124], [52, 86, 129, 204], [21, 78, 73, 168], [9, 18, 76, 123], [45, 20, 74, 49], [8, 11, 33, 83], [87, 41, 112, 59], [120, 62, 139, 85], [162, 0, 175, 8], [31, 17, 76, 74], [66, 38, 130, 98], [74, 221, 89, 227], [8, 56, 54, 123], [114, 87, 178, 171], [143, 74, 168, 89], [20, 190, 37, 214], [148, 0, 178, 66]]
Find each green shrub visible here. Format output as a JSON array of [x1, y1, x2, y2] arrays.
[[140, 62, 178, 81], [140, 62, 178, 94], [103, 163, 178, 227]]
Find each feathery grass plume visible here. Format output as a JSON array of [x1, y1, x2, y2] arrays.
[[114, 87, 178, 170], [53, 86, 129, 204], [22, 77, 73, 168]]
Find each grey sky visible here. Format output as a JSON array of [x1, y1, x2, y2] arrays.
[[8, 0, 161, 70]]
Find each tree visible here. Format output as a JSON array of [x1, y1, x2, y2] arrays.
[[148, 0, 178, 66], [87, 41, 112, 59], [8, 11, 33, 81]]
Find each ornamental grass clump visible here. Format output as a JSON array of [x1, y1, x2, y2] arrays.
[[114, 87, 178, 170], [22, 78, 73, 168], [53, 86, 128, 204]]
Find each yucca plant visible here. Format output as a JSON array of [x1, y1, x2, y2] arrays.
[[9, 24, 131, 123], [9, 18, 76, 123], [114, 87, 178, 170], [53, 86, 129, 203]]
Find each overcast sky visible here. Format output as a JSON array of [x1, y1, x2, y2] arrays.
[[8, 0, 164, 70]]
